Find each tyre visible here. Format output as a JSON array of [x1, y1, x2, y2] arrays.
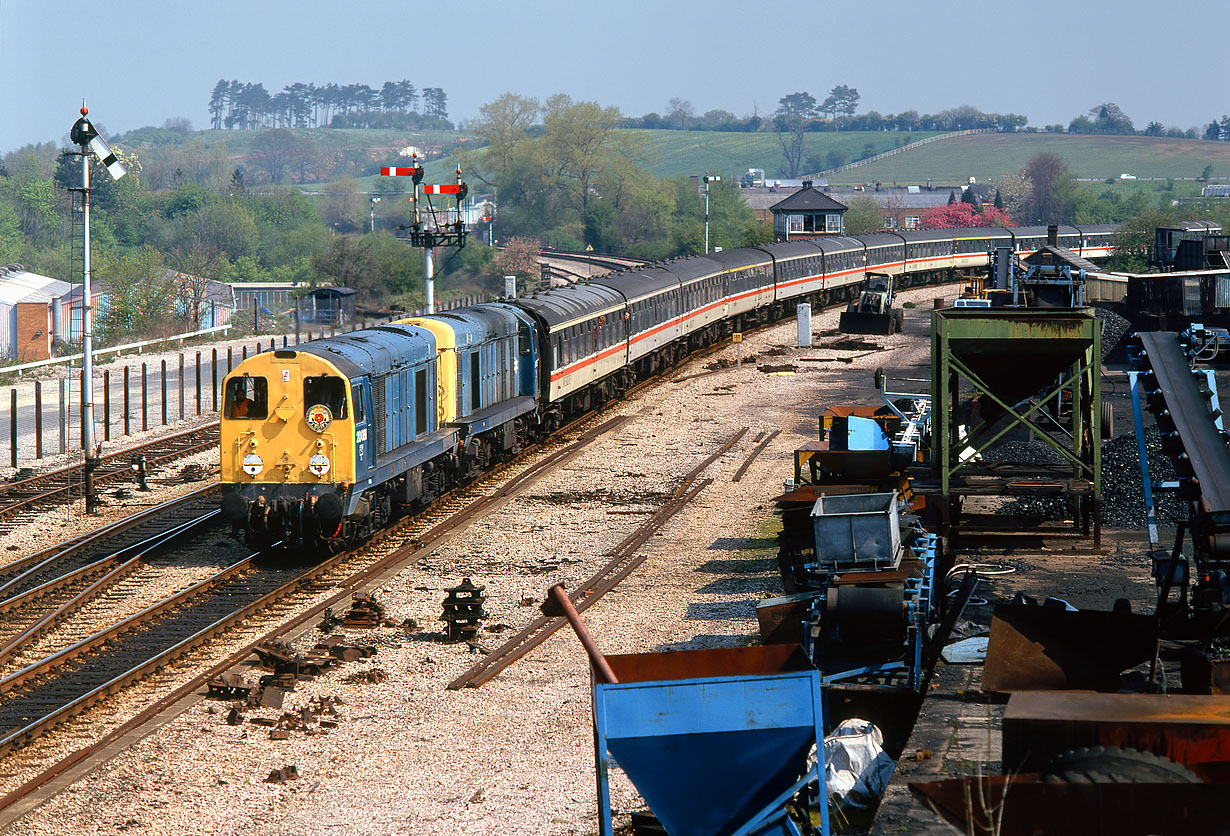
[[893, 308, 904, 333], [1041, 745, 1200, 784], [1100, 400, 1114, 439]]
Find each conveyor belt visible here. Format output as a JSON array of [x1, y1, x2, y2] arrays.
[[1139, 331, 1230, 521]]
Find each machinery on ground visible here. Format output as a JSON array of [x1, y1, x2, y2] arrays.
[[1129, 325, 1230, 624], [839, 272, 902, 334]]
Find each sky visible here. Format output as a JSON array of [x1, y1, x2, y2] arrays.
[[1, 0, 1226, 153]]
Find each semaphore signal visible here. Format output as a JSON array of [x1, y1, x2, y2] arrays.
[[66, 101, 127, 514], [380, 155, 469, 314]]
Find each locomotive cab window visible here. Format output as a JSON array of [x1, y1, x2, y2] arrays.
[[303, 376, 347, 419], [225, 375, 268, 419]]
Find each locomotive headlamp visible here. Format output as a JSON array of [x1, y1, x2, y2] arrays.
[[242, 453, 264, 476]]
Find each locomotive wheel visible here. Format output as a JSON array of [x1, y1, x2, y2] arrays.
[[1041, 746, 1199, 784]]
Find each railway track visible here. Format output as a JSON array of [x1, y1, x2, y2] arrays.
[[0, 399, 646, 785], [538, 250, 651, 284], [0, 277, 965, 810], [448, 426, 748, 690], [0, 423, 218, 530]]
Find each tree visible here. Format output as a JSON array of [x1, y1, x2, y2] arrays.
[[423, 88, 448, 120], [494, 236, 541, 292], [1145, 121, 1164, 137], [322, 177, 363, 232], [777, 92, 817, 119], [842, 196, 885, 235], [921, 203, 1012, 229], [666, 98, 695, 130], [252, 129, 309, 184], [542, 94, 623, 213], [95, 247, 176, 341], [821, 85, 860, 119], [1201, 164, 1215, 182], [470, 93, 539, 182], [170, 237, 224, 330], [773, 93, 816, 179], [1022, 152, 1076, 224]]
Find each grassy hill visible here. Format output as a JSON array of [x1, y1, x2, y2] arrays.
[[615, 129, 942, 180], [823, 133, 1230, 185], [138, 126, 1230, 196]]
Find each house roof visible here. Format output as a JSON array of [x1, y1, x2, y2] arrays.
[[769, 187, 848, 213], [0, 265, 73, 305], [1024, 245, 1101, 274], [827, 187, 955, 210]]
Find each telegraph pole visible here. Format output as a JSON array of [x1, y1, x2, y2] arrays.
[[68, 103, 126, 513]]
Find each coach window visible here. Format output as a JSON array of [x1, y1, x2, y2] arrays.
[[225, 375, 268, 419], [304, 375, 348, 419]]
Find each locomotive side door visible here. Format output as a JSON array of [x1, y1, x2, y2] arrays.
[[352, 380, 375, 472]]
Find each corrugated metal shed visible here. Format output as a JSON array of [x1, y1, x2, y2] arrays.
[[0, 265, 74, 359]]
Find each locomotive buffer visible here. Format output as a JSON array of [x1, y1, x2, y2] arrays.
[[381, 157, 469, 314]]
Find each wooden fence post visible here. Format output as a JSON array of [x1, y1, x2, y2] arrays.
[[212, 349, 218, 412], [104, 370, 110, 441], [9, 389, 16, 468], [141, 362, 148, 432], [161, 360, 168, 425], [195, 351, 202, 415], [123, 366, 130, 436], [58, 379, 66, 454], [34, 381, 42, 459]]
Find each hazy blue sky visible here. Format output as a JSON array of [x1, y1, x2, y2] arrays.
[[2, 0, 1225, 153]]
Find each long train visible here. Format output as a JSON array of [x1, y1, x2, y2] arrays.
[[218, 223, 1117, 549]]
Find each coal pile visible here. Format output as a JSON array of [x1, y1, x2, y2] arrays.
[[1094, 306, 1133, 363], [1099, 425, 1185, 529], [997, 427, 1185, 528], [988, 440, 1076, 521]]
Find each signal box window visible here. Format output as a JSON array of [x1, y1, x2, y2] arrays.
[[304, 376, 348, 419], [225, 376, 269, 419]]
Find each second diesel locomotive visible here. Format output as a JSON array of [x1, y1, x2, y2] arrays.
[[219, 224, 1117, 550]]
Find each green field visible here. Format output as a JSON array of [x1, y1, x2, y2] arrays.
[[158, 126, 1230, 197], [615, 129, 941, 180], [823, 133, 1230, 185]]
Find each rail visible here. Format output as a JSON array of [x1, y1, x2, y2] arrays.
[[448, 427, 748, 690]]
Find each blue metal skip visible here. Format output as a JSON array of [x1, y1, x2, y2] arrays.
[[593, 644, 828, 836]]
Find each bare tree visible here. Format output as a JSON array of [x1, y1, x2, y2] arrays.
[[171, 238, 225, 330], [494, 236, 541, 292], [1023, 152, 1076, 224], [667, 97, 695, 130]]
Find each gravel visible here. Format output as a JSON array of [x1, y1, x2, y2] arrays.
[[0, 286, 969, 836]]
